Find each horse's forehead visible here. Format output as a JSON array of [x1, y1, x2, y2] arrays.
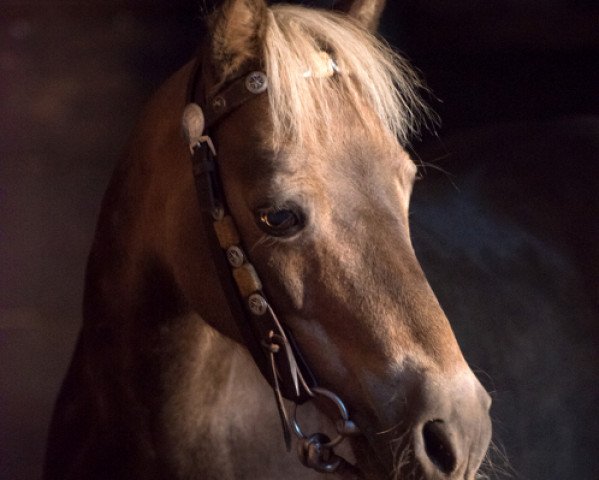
[[274, 133, 413, 187], [248, 92, 411, 172], [218, 94, 415, 197]]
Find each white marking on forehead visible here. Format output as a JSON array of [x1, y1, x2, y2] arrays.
[[303, 50, 340, 78]]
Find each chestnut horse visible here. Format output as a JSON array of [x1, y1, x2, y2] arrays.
[[44, 1, 491, 479]]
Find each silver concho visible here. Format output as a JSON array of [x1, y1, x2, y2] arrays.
[[248, 293, 268, 315], [211, 204, 225, 221], [226, 246, 245, 268], [211, 96, 226, 111], [245, 71, 268, 94]]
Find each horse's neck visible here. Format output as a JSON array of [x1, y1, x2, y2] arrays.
[[161, 316, 325, 479], [74, 62, 329, 478]]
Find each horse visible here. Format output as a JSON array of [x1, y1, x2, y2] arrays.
[[44, 1, 492, 479]]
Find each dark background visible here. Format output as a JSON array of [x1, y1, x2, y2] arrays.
[[1, 1, 597, 479]]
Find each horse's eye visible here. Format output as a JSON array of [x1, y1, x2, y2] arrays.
[[256, 205, 304, 237]]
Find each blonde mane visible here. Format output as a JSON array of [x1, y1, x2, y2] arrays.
[[264, 5, 429, 148]]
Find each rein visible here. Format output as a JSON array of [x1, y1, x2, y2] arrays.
[[181, 59, 359, 474]]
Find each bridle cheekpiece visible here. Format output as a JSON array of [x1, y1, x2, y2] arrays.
[[181, 55, 359, 474]]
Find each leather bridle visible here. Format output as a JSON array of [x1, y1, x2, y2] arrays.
[[181, 56, 360, 474]]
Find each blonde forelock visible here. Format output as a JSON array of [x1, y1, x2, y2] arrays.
[[263, 5, 430, 149]]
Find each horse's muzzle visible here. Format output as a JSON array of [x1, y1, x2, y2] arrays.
[[410, 373, 492, 479], [354, 369, 492, 480]]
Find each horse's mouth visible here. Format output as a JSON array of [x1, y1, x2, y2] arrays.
[[335, 435, 391, 480], [339, 433, 422, 480]]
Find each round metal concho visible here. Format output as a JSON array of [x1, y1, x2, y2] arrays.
[[226, 246, 245, 268], [291, 387, 351, 449], [248, 293, 268, 315], [245, 71, 268, 94], [211, 203, 225, 221], [211, 95, 226, 111]]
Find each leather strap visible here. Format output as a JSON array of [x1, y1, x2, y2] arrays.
[[204, 73, 262, 128], [183, 50, 360, 474], [187, 60, 317, 404]]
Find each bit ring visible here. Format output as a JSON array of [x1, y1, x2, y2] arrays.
[[291, 387, 350, 449]]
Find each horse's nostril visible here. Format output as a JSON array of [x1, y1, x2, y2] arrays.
[[422, 421, 457, 474]]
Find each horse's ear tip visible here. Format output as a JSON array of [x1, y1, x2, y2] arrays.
[[333, 0, 387, 32], [208, 0, 268, 81], [219, 0, 269, 11]]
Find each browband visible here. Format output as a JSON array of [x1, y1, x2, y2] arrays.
[[204, 71, 268, 128]]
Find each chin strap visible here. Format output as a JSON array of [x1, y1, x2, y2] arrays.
[[183, 61, 360, 473]]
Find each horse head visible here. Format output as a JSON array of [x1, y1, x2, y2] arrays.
[[44, 1, 492, 479], [189, 0, 492, 478]]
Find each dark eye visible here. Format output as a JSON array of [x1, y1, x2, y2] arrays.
[[256, 205, 305, 237]]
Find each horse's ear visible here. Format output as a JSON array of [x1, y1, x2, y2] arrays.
[[208, 0, 268, 81], [333, 0, 386, 31]]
